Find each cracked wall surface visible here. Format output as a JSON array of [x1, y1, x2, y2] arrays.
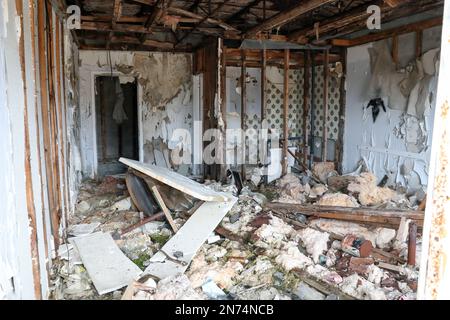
[[79, 51, 193, 177], [343, 26, 442, 192]]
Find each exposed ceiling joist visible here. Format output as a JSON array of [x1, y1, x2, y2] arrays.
[[289, 0, 387, 42], [384, 0, 403, 8], [225, 0, 262, 23], [107, 0, 123, 48], [245, 0, 336, 37], [332, 16, 443, 47], [168, 7, 239, 31]]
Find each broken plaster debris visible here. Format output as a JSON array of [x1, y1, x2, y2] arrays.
[[52, 165, 420, 301]]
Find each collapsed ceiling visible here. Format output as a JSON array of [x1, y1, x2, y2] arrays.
[[66, 0, 444, 52]]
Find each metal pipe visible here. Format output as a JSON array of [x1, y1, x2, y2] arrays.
[[408, 222, 417, 267]]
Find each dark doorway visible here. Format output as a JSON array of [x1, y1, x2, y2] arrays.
[[95, 76, 139, 177]]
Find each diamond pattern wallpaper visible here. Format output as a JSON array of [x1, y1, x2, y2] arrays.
[[263, 64, 341, 142]]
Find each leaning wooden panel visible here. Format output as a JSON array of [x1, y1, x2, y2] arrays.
[[119, 158, 230, 202]]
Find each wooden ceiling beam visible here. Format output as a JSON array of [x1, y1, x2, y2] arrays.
[[107, 0, 123, 49], [110, 35, 175, 49], [225, 0, 262, 23], [321, 0, 443, 44], [81, 21, 154, 33], [384, 0, 403, 8], [168, 7, 239, 31], [82, 15, 147, 23], [245, 0, 335, 37], [332, 16, 443, 47], [288, 0, 388, 42]]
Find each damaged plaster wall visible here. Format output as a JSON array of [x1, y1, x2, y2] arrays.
[[64, 29, 82, 211], [343, 26, 442, 192], [78, 51, 193, 178]]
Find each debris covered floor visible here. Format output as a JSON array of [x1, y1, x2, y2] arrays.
[[52, 160, 422, 300]]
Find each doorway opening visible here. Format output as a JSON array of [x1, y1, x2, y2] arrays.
[[95, 76, 139, 178]]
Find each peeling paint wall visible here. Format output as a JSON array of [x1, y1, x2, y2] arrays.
[[343, 26, 442, 192], [79, 51, 193, 177], [64, 29, 82, 210]]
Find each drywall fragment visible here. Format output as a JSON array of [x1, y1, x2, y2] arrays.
[[110, 197, 132, 212], [297, 228, 330, 263], [275, 242, 313, 271], [309, 219, 378, 245], [317, 193, 360, 208], [149, 274, 204, 300], [142, 198, 238, 280], [72, 232, 142, 295], [68, 223, 101, 237], [254, 216, 296, 248], [120, 158, 230, 202], [375, 227, 396, 250]]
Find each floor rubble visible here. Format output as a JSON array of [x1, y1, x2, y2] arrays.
[[50, 166, 422, 300]]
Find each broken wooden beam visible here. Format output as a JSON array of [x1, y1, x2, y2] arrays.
[[120, 212, 165, 235], [245, 0, 335, 37], [265, 203, 424, 228], [151, 185, 178, 233], [168, 7, 238, 32]]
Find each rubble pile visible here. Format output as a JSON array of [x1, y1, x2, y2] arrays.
[[51, 163, 423, 301]]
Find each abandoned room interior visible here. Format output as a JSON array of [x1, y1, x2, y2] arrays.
[[1, 0, 450, 301]]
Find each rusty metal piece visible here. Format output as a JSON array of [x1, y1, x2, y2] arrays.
[[121, 212, 165, 235], [408, 222, 417, 267]]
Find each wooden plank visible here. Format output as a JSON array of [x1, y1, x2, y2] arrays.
[[322, 49, 329, 162], [119, 158, 230, 202], [336, 48, 347, 173], [282, 49, 289, 176], [241, 49, 246, 178], [55, 16, 69, 227], [303, 50, 311, 166], [151, 186, 178, 233], [16, 0, 42, 300], [47, 2, 63, 244], [38, 0, 60, 247], [416, 30, 423, 58], [289, 0, 387, 42], [142, 197, 238, 280], [72, 232, 142, 295], [261, 49, 266, 122], [332, 17, 443, 47], [266, 203, 424, 227], [245, 0, 334, 37], [168, 7, 238, 31]]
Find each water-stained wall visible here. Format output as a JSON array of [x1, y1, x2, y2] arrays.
[[78, 51, 193, 178]]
